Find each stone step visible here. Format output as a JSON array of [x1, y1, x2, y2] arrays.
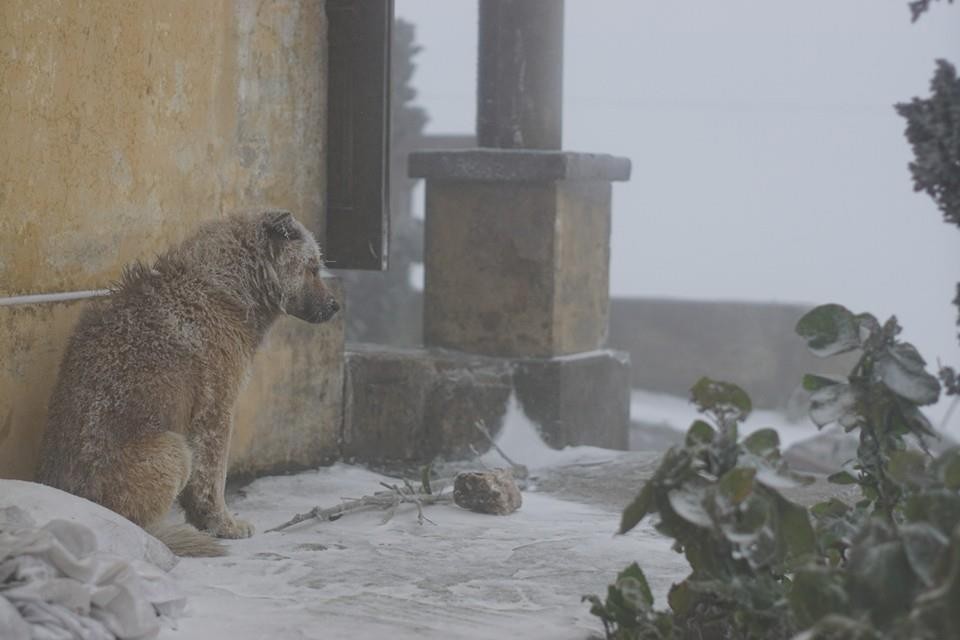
[[342, 344, 630, 465]]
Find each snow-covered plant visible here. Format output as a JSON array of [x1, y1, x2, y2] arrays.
[[796, 304, 941, 521], [587, 309, 960, 640], [585, 378, 816, 640]]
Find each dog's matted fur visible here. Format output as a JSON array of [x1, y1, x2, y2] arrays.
[[38, 210, 339, 556]]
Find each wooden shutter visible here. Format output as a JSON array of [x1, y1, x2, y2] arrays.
[[325, 0, 392, 270]]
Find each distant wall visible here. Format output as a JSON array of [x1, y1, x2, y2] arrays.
[[0, 0, 335, 480], [609, 297, 853, 410], [346, 291, 845, 411]]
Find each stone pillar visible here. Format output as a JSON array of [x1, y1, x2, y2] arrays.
[[398, 2, 634, 453], [477, 0, 564, 149], [409, 149, 631, 449]]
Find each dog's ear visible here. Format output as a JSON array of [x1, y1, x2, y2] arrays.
[[263, 211, 302, 242]]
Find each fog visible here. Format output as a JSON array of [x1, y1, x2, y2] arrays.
[[396, 0, 960, 394]]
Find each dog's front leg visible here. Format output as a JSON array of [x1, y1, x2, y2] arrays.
[[179, 412, 253, 539]]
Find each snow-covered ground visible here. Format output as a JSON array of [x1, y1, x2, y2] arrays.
[[164, 399, 684, 640], [630, 389, 818, 448]]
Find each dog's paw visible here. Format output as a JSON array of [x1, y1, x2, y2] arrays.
[[211, 517, 254, 539]]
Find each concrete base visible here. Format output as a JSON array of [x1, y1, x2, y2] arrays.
[[341, 344, 631, 465], [514, 350, 631, 450], [342, 345, 514, 465]]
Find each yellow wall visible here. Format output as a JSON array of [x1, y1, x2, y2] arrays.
[[0, 0, 341, 480]]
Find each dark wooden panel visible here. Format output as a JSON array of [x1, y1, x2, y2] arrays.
[[325, 0, 392, 270]]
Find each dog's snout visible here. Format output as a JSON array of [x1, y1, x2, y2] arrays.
[[327, 299, 340, 314]]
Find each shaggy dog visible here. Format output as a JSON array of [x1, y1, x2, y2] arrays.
[[38, 210, 339, 555]]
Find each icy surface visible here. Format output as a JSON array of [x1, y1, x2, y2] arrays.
[[163, 404, 683, 640]]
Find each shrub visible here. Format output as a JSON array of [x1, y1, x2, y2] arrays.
[[586, 305, 960, 640]]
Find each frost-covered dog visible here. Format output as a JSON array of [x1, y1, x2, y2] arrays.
[[38, 211, 339, 556]]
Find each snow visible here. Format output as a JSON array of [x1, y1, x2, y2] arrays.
[[480, 394, 624, 471], [631, 388, 822, 448], [161, 402, 683, 640]]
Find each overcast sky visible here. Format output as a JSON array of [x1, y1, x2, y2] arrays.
[[395, 1, 960, 381]]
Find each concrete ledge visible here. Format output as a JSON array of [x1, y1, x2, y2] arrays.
[[342, 344, 513, 465], [514, 349, 631, 450], [409, 149, 632, 183], [342, 345, 631, 465]]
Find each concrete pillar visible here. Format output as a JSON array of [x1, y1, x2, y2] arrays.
[[395, 2, 634, 453], [410, 150, 630, 358], [477, 0, 564, 149]]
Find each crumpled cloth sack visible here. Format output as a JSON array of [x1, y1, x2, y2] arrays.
[[0, 508, 185, 640]]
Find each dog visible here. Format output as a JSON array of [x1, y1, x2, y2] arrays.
[[37, 210, 339, 555]]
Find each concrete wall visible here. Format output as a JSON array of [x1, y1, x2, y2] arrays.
[[0, 0, 338, 480], [609, 297, 855, 410]]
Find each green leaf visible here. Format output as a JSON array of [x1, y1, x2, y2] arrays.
[[936, 448, 960, 490], [788, 566, 849, 629], [774, 492, 817, 563], [718, 467, 756, 506], [796, 304, 862, 357], [887, 449, 929, 488], [615, 563, 654, 610], [690, 377, 752, 420], [827, 470, 858, 485], [666, 580, 692, 617], [619, 483, 654, 535], [905, 489, 960, 533], [802, 374, 845, 392], [846, 522, 916, 622], [900, 522, 949, 588], [685, 419, 716, 446], [811, 498, 850, 519], [742, 428, 780, 458], [877, 343, 941, 405]]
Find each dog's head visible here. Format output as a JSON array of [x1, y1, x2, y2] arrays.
[[261, 211, 339, 324]]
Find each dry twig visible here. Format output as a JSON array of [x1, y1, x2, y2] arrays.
[[473, 421, 529, 480], [266, 481, 452, 533]]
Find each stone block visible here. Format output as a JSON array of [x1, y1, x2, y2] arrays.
[[419, 180, 610, 357], [341, 345, 513, 465], [514, 349, 631, 450], [411, 149, 629, 359]]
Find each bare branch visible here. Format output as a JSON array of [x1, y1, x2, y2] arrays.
[[267, 484, 452, 532]]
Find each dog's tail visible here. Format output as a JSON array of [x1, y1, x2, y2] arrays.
[[146, 522, 227, 557]]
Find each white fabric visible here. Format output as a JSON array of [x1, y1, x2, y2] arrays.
[[0, 481, 176, 572], [0, 508, 185, 640]]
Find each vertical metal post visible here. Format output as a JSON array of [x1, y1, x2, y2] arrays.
[[476, 0, 564, 150]]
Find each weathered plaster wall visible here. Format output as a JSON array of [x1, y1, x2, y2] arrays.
[[0, 0, 338, 480]]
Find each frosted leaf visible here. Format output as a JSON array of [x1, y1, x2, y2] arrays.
[[809, 383, 859, 429], [667, 487, 712, 528], [796, 304, 862, 357], [876, 343, 940, 406], [900, 523, 949, 588]]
